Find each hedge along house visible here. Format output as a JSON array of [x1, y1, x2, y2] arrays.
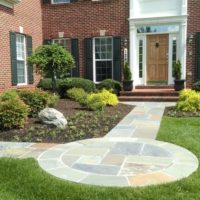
[[42, 0, 129, 83], [129, 0, 200, 88], [0, 0, 43, 93]]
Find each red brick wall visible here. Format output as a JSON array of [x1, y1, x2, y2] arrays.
[[42, 0, 129, 78], [0, 0, 43, 93], [187, 0, 200, 87]]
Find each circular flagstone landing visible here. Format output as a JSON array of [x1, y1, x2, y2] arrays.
[[37, 138, 198, 187]]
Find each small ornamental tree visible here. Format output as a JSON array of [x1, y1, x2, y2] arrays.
[[28, 44, 75, 92]]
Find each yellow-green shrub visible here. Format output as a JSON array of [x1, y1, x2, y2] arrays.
[[98, 89, 119, 106], [87, 93, 106, 111], [0, 98, 29, 129], [176, 89, 200, 112]]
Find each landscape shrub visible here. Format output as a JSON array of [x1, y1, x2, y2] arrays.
[[67, 88, 88, 106], [17, 89, 59, 117], [0, 90, 19, 101], [97, 79, 121, 95], [0, 98, 29, 129], [37, 78, 62, 91], [192, 81, 200, 92], [98, 89, 119, 106], [59, 78, 96, 97], [87, 93, 106, 111], [176, 89, 200, 112]]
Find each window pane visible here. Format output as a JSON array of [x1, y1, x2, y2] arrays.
[[16, 34, 25, 60], [137, 25, 179, 34], [138, 39, 143, 78], [96, 61, 112, 82], [17, 61, 25, 83], [53, 39, 71, 52]]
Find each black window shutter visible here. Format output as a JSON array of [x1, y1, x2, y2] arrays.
[[10, 32, 18, 86], [27, 36, 34, 84], [42, 0, 51, 4], [84, 38, 93, 80], [43, 39, 52, 45], [113, 37, 122, 82], [195, 32, 200, 81], [71, 39, 80, 77]]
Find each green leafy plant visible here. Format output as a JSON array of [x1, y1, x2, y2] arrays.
[[59, 78, 96, 98], [28, 44, 75, 92], [97, 79, 121, 94], [0, 90, 19, 101], [173, 60, 182, 80], [17, 89, 59, 117], [192, 81, 200, 92], [0, 98, 29, 129], [123, 62, 132, 81], [176, 89, 200, 112], [67, 88, 88, 106]]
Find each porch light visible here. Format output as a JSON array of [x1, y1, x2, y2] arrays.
[[188, 33, 194, 44], [123, 38, 128, 48]]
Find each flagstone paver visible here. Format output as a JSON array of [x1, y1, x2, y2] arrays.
[[0, 102, 199, 187], [37, 137, 198, 187]]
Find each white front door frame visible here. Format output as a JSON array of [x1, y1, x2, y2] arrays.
[[129, 16, 187, 86]]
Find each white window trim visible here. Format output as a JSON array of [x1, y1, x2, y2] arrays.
[[0, 0, 20, 8], [51, 0, 70, 4], [16, 34, 28, 86], [93, 37, 113, 83]]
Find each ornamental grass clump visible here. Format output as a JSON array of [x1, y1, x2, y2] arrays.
[[176, 89, 200, 112]]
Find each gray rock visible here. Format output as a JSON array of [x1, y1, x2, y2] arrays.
[[39, 108, 67, 129]]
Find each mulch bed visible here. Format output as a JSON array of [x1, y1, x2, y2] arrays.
[[0, 99, 134, 143], [164, 106, 200, 117]]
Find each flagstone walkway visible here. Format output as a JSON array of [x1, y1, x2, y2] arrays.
[[0, 102, 199, 187]]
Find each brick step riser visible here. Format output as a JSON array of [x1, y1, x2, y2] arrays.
[[119, 97, 178, 102], [135, 86, 174, 89], [120, 92, 179, 97]]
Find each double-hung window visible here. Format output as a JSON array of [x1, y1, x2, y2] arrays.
[[52, 0, 70, 4], [94, 37, 113, 82], [16, 34, 27, 85], [53, 38, 71, 52]]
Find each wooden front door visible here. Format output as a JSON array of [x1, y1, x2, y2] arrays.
[[147, 34, 169, 83]]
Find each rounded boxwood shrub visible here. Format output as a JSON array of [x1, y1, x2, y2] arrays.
[[58, 78, 96, 98], [0, 98, 29, 129], [97, 79, 121, 95], [37, 78, 62, 91], [192, 81, 200, 92], [17, 89, 59, 117], [67, 88, 88, 106]]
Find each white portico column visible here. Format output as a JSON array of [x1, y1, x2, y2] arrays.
[[129, 21, 138, 87], [179, 21, 187, 80]]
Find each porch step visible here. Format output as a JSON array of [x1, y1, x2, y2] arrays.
[[119, 96, 179, 102], [119, 88, 179, 102], [135, 85, 174, 89], [120, 89, 179, 97]]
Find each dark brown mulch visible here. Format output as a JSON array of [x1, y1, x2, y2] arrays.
[[0, 99, 134, 143], [164, 106, 200, 117]]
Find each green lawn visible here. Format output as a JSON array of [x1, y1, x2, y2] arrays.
[[0, 117, 199, 200]]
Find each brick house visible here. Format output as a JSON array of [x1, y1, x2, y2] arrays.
[[0, 0, 200, 92], [0, 0, 42, 92]]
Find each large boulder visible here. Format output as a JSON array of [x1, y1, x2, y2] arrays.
[[38, 108, 67, 129]]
